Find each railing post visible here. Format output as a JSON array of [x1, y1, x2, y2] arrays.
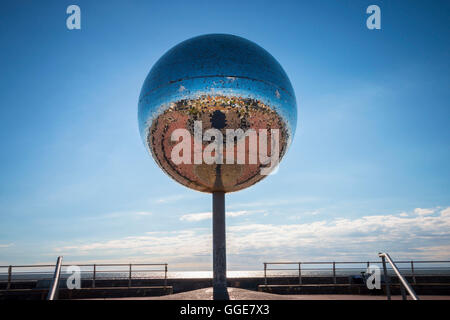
[[128, 264, 132, 288], [411, 261, 416, 284], [7, 265, 12, 290], [264, 263, 267, 285], [332, 262, 336, 284], [92, 264, 96, 288], [400, 283, 407, 300], [381, 256, 391, 300], [298, 263, 302, 285], [164, 264, 168, 288]]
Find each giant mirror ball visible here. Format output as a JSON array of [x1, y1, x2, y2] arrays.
[[138, 34, 297, 193]]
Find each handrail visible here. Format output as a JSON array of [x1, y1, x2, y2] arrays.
[[0, 263, 169, 268], [0, 262, 169, 291], [66, 263, 168, 267], [263, 260, 450, 264], [263, 258, 450, 291], [47, 256, 63, 301], [378, 252, 419, 300], [1, 260, 448, 269]]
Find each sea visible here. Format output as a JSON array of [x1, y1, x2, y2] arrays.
[[1, 268, 449, 281]]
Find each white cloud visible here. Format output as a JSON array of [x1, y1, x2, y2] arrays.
[[54, 207, 450, 269], [180, 212, 211, 222], [227, 210, 257, 217], [414, 244, 450, 255], [154, 194, 196, 204], [0, 243, 13, 248], [289, 209, 321, 219], [228, 197, 319, 209], [441, 207, 450, 217], [134, 211, 152, 216], [414, 208, 435, 216], [180, 210, 263, 221], [56, 229, 212, 270], [84, 211, 153, 220]]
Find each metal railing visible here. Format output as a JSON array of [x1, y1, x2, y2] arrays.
[[78, 263, 169, 288], [263, 259, 450, 287], [0, 262, 169, 291], [47, 256, 63, 300], [379, 252, 419, 300]]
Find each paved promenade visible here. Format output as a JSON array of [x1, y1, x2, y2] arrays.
[[94, 287, 450, 300]]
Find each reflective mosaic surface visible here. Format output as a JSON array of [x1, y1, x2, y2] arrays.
[[138, 34, 297, 193]]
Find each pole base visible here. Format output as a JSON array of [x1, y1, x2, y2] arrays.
[[213, 285, 230, 300]]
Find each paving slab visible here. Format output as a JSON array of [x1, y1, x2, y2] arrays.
[[90, 287, 450, 300]]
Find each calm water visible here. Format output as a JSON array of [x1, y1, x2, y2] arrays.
[[1, 268, 450, 281]]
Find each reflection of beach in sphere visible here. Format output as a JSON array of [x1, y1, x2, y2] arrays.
[[148, 95, 288, 193], [138, 34, 297, 193]]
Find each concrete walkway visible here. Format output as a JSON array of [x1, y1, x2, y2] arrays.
[[93, 287, 450, 300]]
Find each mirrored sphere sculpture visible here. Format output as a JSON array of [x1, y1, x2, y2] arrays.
[[138, 34, 297, 193]]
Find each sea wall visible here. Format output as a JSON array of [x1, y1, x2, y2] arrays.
[[1, 275, 450, 300]]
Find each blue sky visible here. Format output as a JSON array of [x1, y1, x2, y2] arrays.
[[0, 0, 449, 270]]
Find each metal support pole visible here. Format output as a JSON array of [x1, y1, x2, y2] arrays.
[[264, 263, 267, 285], [332, 262, 336, 284], [92, 264, 96, 288], [298, 263, 302, 284], [7, 266, 12, 290], [381, 256, 391, 300], [212, 191, 228, 300], [128, 264, 132, 288], [164, 264, 168, 288], [411, 261, 416, 284], [400, 283, 407, 300]]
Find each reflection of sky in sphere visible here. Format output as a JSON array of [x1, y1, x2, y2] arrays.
[[138, 34, 297, 147]]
